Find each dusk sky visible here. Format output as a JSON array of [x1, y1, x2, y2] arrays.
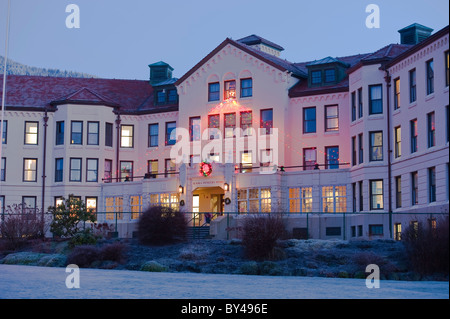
[[0, 0, 448, 80]]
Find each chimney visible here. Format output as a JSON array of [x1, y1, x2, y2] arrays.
[[398, 23, 433, 45]]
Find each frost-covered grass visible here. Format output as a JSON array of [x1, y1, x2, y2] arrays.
[[0, 237, 448, 281]]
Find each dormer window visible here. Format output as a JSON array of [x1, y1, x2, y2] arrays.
[[324, 69, 336, 83], [157, 90, 166, 103], [311, 71, 322, 85], [224, 80, 236, 99]]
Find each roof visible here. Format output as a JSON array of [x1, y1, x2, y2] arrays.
[[0, 75, 178, 114], [236, 34, 285, 51], [385, 25, 449, 69], [306, 56, 350, 67], [148, 61, 174, 70], [176, 37, 306, 86], [398, 23, 434, 33], [289, 53, 369, 98]]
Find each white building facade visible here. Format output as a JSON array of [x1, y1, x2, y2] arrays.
[[0, 25, 448, 240]]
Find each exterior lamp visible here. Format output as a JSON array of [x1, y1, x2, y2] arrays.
[[178, 185, 184, 194], [224, 183, 229, 192]]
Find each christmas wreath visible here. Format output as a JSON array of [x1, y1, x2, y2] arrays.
[[200, 161, 212, 177]]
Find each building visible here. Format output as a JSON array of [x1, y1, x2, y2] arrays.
[[0, 24, 448, 240]]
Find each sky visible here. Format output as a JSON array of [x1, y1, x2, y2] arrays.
[[0, 0, 448, 80]]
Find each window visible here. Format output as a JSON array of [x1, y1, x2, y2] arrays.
[[208, 114, 220, 140], [428, 167, 436, 203], [303, 148, 316, 170], [369, 225, 384, 236], [394, 126, 401, 158], [409, 69, 417, 103], [326, 227, 341, 236], [224, 80, 236, 99], [369, 131, 383, 161], [352, 136, 356, 166], [189, 117, 201, 142], [87, 122, 99, 145], [370, 180, 384, 210], [149, 193, 179, 211], [130, 195, 143, 219], [240, 111, 253, 136], [325, 105, 339, 131], [120, 161, 133, 181], [120, 125, 134, 148], [351, 92, 356, 122], [394, 78, 400, 110], [394, 223, 402, 241], [1, 120, 6, 144], [148, 123, 159, 147], [70, 121, 83, 145], [165, 122, 176, 145], [240, 151, 252, 173], [260, 109, 273, 135], [1, 157, 5, 181], [224, 113, 236, 138], [23, 158, 37, 182], [303, 107, 316, 133], [359, 181, 363, 212], [56, 121, 64, 145], [311, 70, 321, 85], [164, 159, 176, 177], [324, 69, 336, 83], [24, 121, 38, 145], [86, 159, 98, 182], [321, 186, 346, 213], [237, 188, 271, 213], [22, 196, 36, 215], [358, 133, 364, 164], [325, 146, 339, 169], [105, 196, 123, 220], [0, 195, 5, 217], [426, 59, 434, 95], [395, 176, 402, 208], [288, 187, 312, 213], [104, 159, 112, 183], [156, 90, 166, 104], [148, 160, 158, 177], [446, 51, 449, 87], [369, 84, 382, 115], [168, 89, 177, 103], [208, 82, 220, 102], [358, 88, 363, 118], [411, 171, 419, 205], [105, 122, 113, 147], [86, 197, 97, 213], [69, 158, 82, 182], [240, 78, 253, 98], [427, 112, 435, 148], [352, 183, 356, 212], [55, 158, 63, 182], [410, 119, 418, 153]]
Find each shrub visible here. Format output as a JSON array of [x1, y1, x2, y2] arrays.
[[48, 196, 96, 238], [66, 245, 100, 268], [100, 242, 127, 263], [0, 204, 48, 250], [402, 216, 449, 275], [241, 214, 286, 261], [137, 205, 187, 245], [140, 260, 168, 272], [68, 229, 99, 249]]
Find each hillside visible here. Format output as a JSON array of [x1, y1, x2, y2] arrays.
[[0, 55, 96, 78]]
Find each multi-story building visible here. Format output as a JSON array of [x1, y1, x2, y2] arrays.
[[0, 24, 448, 239]]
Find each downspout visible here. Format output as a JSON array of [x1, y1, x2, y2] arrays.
[[115, 112, 121, 182], [384, 69, 393, 239], [41, 109, 49, 236]]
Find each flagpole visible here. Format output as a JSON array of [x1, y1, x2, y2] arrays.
[[0, 0, 11, 214]]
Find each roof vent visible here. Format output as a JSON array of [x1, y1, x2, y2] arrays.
[[148, 61, 174, 85], [398, 23, 433, 45], [237, 34, 284, 57]]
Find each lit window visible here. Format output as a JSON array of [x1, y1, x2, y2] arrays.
[[120, 161, 133, 181], [25, 121, 38, 145], [370, 180, 384, 210], [369, 131, 383, 161], [394, 78, 400, 110], [394, 126, 401, 158], [23, 158, 37, 182], [240, 151, 252, 173], [120, 125, 134, 148], [224, 80, 236, 99], [70, 121, 82, 145], [289, 187, 312, 213], [322, 186, 346, 213], [86, 197, 97, 213]]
